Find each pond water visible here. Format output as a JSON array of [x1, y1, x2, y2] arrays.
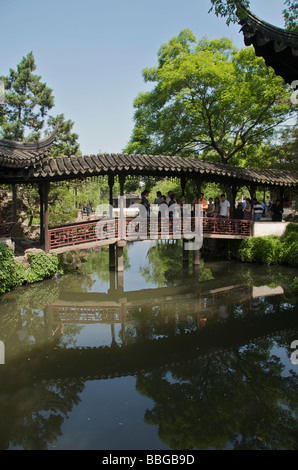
[[0, 240, 297, 450]]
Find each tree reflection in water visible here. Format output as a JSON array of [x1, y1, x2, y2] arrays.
[[136, 333, 298, 450], [0, 241, 297, 450]]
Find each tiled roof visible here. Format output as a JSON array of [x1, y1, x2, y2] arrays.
[[0, 124, 59, 168], [237, 3, 298, 84], [1, 153, 297, 187]]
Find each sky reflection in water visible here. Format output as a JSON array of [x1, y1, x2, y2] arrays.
[[0, 240, 297, 450]]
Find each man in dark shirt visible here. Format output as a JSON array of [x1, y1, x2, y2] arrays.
[[141, 190, 150, 215], [271, 199, 283, 222]]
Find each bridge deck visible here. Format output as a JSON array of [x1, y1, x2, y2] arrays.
[[47, 216, 252, 252]]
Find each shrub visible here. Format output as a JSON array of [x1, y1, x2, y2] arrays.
[[238, 223, 298, 266], [26, 251, 63, 283], [0, 243, 26, 293], [283, 240, 298, 267], [252, 236, 285, 265], [281, 223, 298, 244], [0, 243, 64, 294], [291, 277, 298, 291], [238, 237, 254, 263], [238, 236, 285, 265]]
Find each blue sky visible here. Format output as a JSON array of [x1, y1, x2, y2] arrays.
[[0, 0, 288, 154]]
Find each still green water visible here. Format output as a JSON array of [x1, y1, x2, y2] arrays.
[[0, 240, 297, 450]]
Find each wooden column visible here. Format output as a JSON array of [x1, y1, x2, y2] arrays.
[[193, 245, 201, 266], [280, 186, 284, 209], [118, 175, 126, 240], [119, 174, 126, 196], [108, 174, 114, 217], [12, 184, 17, 222], [181, 175, 186, 196], [109, 244, 116, 271], [116, 240, 126, 272], [109, 267, 116, 293], [117, 270, 124, 293], [231, 185, 238, 218], [39, 183, 44, 245], [43, 181, 50, 252], [248, 184, 257, 222], [182, 239, 189, 265], [248, 184, 257, 201]]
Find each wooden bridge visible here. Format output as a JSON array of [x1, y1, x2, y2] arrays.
[[47, 216, 253, 252]]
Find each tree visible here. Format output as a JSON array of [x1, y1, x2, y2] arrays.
[[0, 51, 54, 141], [46, 114, 81, 157], [264, 121, 298, 170], [209, 0, 298, 32], [125, 31, 294, 168]]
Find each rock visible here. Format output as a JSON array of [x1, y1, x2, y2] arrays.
[[24, 247, 45, 255]]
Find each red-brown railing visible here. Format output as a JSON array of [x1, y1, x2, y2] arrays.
[[47, 216, 252, 251]]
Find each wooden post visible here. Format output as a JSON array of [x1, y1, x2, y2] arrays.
[[116, 240, 126, 272], [231, 185, 238, 219], [108, 174, 114, 217], [119, 174, 125, 197], [109, 243, 116, 271], [39, 183, 44, 245], [195, 180, 201, 197], [248, 184, 257, 201], [193, 242, 200, 266], [182, 239, 189, 265], [12, 184, 17, 222], [248, 184, 257, 222], [280, 186, 284, 209], [109, 266, 116, 292], [181, 175, 186, 196], [43, 181, 50, 252], [117, 270, 124, 293]]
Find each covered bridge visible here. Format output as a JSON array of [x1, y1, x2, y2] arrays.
[[0, 128, 297, 251]]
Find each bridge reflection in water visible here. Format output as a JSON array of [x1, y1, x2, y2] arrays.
[[47, 267, 285, 349]]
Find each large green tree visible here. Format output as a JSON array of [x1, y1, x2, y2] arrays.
[[264, 120, 298, 170], [125, 31, 294, 167], [46, 114, 81, 157], [0, 51, 54, 141]]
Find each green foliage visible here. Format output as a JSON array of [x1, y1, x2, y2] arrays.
[[238, 224, 298, 266], [125, 31, 293, 167], [0, 51, 54, 141], [0, 243, 26, 293], [238, 236, 284, 265], [291, 277, 298, 291], [282, 0, 298, 32], [0, 242, 63, 294], [26, 251, 63, 283], [208, 0, 250, 26], [47, 114, 81, 157], [209, 0, 298, 32]]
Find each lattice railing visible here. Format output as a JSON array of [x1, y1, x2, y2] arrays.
[[48, 216, 252, 250]]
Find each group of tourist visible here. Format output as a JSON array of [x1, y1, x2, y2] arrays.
[[141, 190, 284, 221]]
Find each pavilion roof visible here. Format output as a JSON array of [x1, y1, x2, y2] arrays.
[[0, 152, 297, 188], [0, 124, 59, 169], [237, 3, 298, 84]]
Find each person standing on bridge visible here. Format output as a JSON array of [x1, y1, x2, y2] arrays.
[[141, 190, 150, 215], [154, 191, 162, 205], [219, 194, 230, 218], [253, 198, 263, 222], [271, 199, 283, 222]]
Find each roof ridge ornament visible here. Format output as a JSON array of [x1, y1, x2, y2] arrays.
[[236, 1, 298, 84], [0, 123, 59, 169]]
